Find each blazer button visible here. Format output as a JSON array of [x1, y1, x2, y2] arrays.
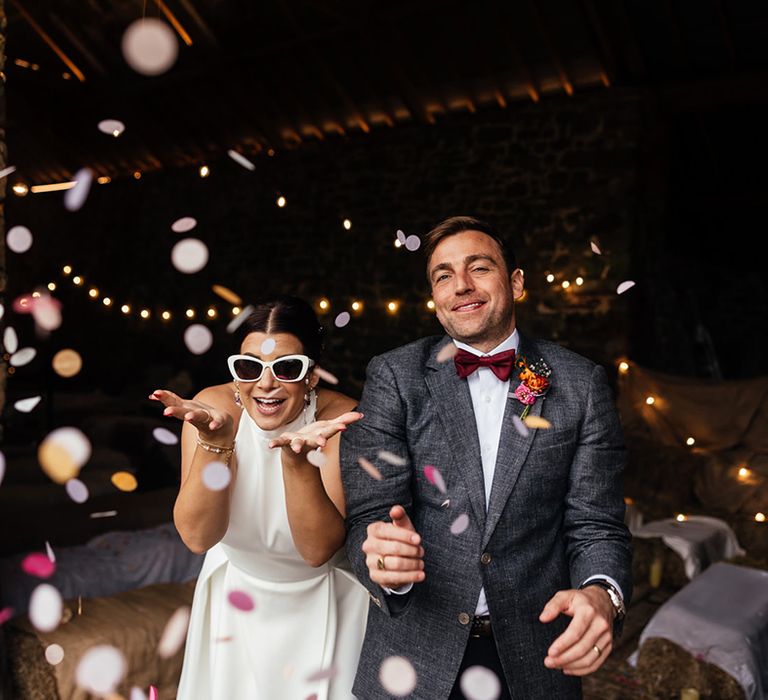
[[458, 612, 471, 625], [481, 552, 492, 565]]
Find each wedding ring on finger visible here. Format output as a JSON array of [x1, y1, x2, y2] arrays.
[[377, 555, 387, 571], [592, 644, 602, 658], [200, 409, 211, 423]]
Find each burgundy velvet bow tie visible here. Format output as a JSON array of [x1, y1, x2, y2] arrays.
[[454, 348, 517, 381]]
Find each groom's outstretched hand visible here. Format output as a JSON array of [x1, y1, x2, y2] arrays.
[[362, 505, 426, 588]]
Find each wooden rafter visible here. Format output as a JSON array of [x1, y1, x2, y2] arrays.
[[579, 0, 616, 87], [527, 0, 574, 96]]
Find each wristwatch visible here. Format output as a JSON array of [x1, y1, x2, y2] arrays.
[[583, 580, 626, 622]]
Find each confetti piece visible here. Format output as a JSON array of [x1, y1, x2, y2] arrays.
[[616, 280, 636, 295], [436, 343, 458, 363], [153, 427, 179, 445], [45, 541, 55, 562], [157, 606, 191, 658], [0, 303, 3, 320], [7, 226, 33, 253], [29, 583, 62, 632], [227, 149, 256, 170], [212, 284, 242, 305], [202, 462, 231, 491], [64, 168, 93, 211], [379, 656, 417, 697], [358, 457, 383, 481], [75, 644, 127, 695], [122, 18, 178, 76], [227, 304, 253, 333], [260, 337, 276, 355], [32, 295, 63, 331], [149, 686, 158, 700], [0, 451, 5, 487], [52, 349, 82, 377], [523, 415, 551, 429], [171, 217, 197, 233], [13, 294, 34, 314], [172, 238, 209, 274], [39, 427, 91, 484], [460, 666, 502, 700], [66, 478, 89, 504], [511, 415, 529, 437], [315, 367, 339, 385], [590, 241, 602, 255], [307, 449, 327, 468], [405, 235, 421, 251], [111, 471, 138, 492], [10, 347, 36, 367], [424, 465, 447, 494], [45, 643, 64, 665], [129, 687, 148, 700], [441, 499, 451, 508], [227, 590, 255, 612], [0, 607, 13, 625], [450, 513, 470, 535], [15, 396, 42, 413], [184, 324, 213, 354], [97, 119, 125, 136], [22, 553, 56, 579], [3, 327, 18, 353], [90, 510, 118, 519], [396, 230, 407, 244], [334, 312, 351, 328], [0, 166, 17, 179], [306, 665, 337, 682], [378, 450, 407, 466]]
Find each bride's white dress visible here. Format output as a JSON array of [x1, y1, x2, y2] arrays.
[[177, 396, 368, 699]]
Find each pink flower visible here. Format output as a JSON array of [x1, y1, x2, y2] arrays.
[[514, 384, 536, 405]]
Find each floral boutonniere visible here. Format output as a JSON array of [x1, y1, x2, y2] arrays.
[[512, 356, 552, 419]]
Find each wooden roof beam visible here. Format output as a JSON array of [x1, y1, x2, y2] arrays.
[[527, 0, 574, 96], [579, 0, 616, 87]]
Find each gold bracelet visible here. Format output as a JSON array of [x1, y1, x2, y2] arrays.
[[196, 436, 235, 455]]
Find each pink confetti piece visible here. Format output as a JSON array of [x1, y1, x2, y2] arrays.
[[260, 337, 276, 355], [315, 367, 339, 385], [64, 168, 93, 211], [378, 450, 407, 466], [97, 119, 125, 136], [7, 226, 33, 253], [0, 165, 17, 179], [307, 449, 327, 468], [511, 415, 529, 437], [379, 656, 417, 697], [616, 280, 636, 295], [149, 686, 158, 700], [10, 347, 36, 367], [171, 238, 209, 274], [29, 583, 62, 632], [153, 427, 179, 445], [396, 230, 407, 244], [306, 665, 337, 682], [334, 312, 351, 328], [202, 462, 231, 491], [157, 606, 191, 658], [450, 513, 470, 536], [171, 217, 197, 233], [405, 235, 421, 251], [460, 665, 502, 700], [75, 644, 126, 695], [3, 326, 18, 353], [0, 451, 5, 487], [12, 294, 33, 314], [590, 241, 602, 255], [227, 149, 255, 170], [22, 552, 56, 579], [227, 589, 255, 612], [358, 457, 383, 481], [227, 304, 254, 333], [0, 607, 14, 625], [31, 294, 63, 331], [436, 343, 458, 363], [424, 465, 447, 494], [15, 396, 42, 413], [305, 695, 319, 700], [184, 324, 213, 354], [122, 18, 178, 76], [45, 643, 64, 665]]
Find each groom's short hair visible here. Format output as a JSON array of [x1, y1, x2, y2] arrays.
[[424, 216, 517, 283]]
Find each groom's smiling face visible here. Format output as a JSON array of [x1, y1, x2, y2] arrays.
[[428, 230, 524, 352]]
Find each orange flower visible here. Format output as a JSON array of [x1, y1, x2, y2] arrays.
[[527, 375, 550, 394]]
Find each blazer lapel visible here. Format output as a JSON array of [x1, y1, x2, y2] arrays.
[[482, 334, 544, 548], [425, 337, 487, 532]]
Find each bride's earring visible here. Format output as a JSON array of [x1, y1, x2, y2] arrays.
[[234, 381, 242, 408], [303, 378, 313, 424]]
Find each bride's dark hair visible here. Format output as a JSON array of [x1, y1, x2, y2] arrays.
[[235, 295, 325, 362]]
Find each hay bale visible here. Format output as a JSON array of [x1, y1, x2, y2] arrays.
[[636, 637, 745, 700], [632, 536, 689, 590]]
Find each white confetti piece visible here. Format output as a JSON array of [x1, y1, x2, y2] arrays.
[[15, 396, 42, 413], [171, 217, 197, 233], [590, 241, 602, 255], [307, 449, 327, 468], [334, 312, 351, 328], [227, 304, 253, 333], [616, 280, 636, 295], [7, 226, 33, 253], [65, 478, 89, 504], [32, 295, 62, 331], [45, 541, 56, 562], [97, 119, 125, 136], [172, 238, 209, 274], [157, 606, 191, 658], [379, 656, 417, 697], [64, 168, 93, 211], [45, 643, 65, 665], [227, 149, 255, 170], [130, 687, 148, 700], [436, 343, 458, 363], [511, 415, 529, 437], [3, 327, 18, 354], [523, 415, 552, 429], [314, 367, 339, 385], [0, 451, 5, 487], [378, 450, 407, 466], [153, 427, 179, 445], [460, 665, 502, 700], [75, 644, 126, 695], [184, 324, 213, 354], [29, 583, 62, 632], [450, 513, 470, 535], [396, 230, 407, 244], [0, 166, 17, 179], [358, 457, 383, 481], [10, 347, 36, 367], [202, 462, 231, 491], [260, 338, 276, 355], [122, 18, 178, 76], [0, 303, 3, 320], [405, 235, 421, 251], [89, 510, 118, 519], [424, 465, 447, 493]]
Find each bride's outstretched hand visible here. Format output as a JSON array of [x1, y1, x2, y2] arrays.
[[268, 411, 363, 455], [149, 389, 234, 441]]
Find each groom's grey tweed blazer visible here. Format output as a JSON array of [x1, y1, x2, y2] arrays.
[[341, 333, 632, 700]]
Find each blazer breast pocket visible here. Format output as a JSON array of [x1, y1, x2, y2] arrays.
[[532, 427, 577, 452]]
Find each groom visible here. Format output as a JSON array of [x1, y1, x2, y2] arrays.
[[341, 216, 632, 699]]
